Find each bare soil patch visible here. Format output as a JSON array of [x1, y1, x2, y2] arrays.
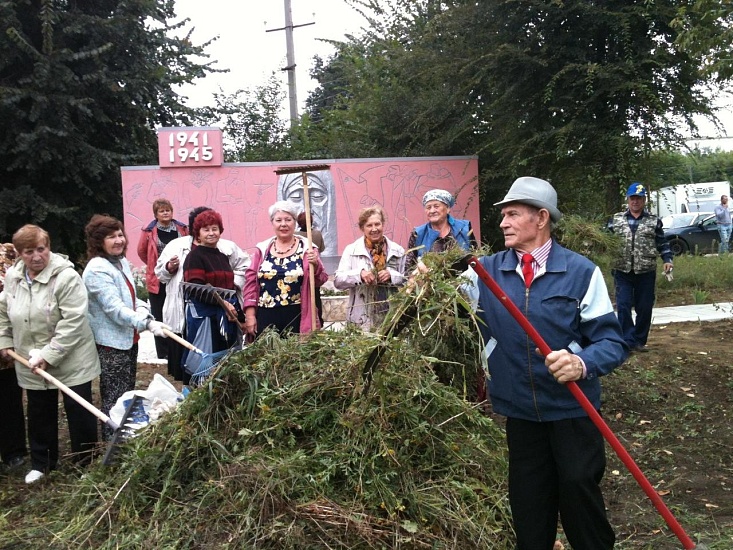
[[601, 319, 733, 548]]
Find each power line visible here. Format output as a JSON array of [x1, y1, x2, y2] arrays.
[[684, 136, 733, 141]]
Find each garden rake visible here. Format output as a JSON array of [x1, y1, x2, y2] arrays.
[[162, 329, 231, 385], [275, 163, 331, 329], [7, 349, 146, 466], [465, 255, 706, 550], [181, 281, 237, 306], [182, 281, 241, 326]]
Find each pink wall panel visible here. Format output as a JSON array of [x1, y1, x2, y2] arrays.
[[122, 156, 480, 267]]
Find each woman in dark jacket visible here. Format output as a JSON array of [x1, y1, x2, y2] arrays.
[[137, 198, 188, 359], [182, 209, 243, 381]]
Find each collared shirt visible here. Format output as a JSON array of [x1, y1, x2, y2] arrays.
[[513, 238, 552, 280]]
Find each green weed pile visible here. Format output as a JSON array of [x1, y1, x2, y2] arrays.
[[1, 250, 514, 549]]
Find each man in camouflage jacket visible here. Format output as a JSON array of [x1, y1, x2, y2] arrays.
[[610, 183, 673, 352]]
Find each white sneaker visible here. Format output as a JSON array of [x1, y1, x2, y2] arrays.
[[25, 470, 44, 484]]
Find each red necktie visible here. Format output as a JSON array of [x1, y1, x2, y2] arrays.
[[522, 253, 534, 288]]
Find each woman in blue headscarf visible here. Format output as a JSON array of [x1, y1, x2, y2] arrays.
[[405, 189, 477, 274]]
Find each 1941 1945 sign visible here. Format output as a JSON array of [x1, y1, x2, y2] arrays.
[[157, 127, 223, 168]]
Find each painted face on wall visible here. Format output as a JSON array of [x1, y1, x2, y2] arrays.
[[278, 170, 337, 256]]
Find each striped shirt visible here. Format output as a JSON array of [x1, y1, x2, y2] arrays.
[[514, 238, 552, 280]]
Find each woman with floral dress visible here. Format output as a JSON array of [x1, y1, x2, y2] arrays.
[[243, 200, 328, 338]]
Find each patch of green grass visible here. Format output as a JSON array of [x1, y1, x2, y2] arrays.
[[661, 253, 733, 291], [692, 288, 711, 304], [596, 253, 733, 306], [557, 216, 733, 304]]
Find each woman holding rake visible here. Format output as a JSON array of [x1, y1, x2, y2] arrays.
[[181, 209, 243, 381], [83, 215, 168, 440], [0, 225, 100, 483], [243, 200, 328, 338]]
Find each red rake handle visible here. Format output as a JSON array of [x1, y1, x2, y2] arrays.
[[467, 256, 696, 550]]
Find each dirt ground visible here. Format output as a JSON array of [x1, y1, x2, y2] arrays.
[[599, 318, 733, 548]]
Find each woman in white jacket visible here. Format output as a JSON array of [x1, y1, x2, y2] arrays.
[[83, 215, 167, 441], [334, 206, 406, 330]]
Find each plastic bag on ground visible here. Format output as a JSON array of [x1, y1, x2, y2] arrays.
[[109, 373, 184, 430]]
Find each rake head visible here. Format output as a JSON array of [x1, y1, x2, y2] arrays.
[[181, 282, 236, 306], [189, 348, 233, 386], [274, 164, 330, 175], [102, 394, 148, 466]]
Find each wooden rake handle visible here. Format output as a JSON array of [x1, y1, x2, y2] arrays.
[[207, 284, 239, 322], [274, 164, 331, 330], [7, 349, 118, 430], [162, 328, 206, 356], [302, 172, 318, 329]]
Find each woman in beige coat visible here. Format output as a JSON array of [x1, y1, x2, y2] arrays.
[[334, 206, 406, 330], [0, 225, 100, 484]]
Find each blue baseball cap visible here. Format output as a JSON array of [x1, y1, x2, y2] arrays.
[[626, 182, 647, 197]]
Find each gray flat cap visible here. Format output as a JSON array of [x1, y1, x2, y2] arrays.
[[494, 177, 562, 222]]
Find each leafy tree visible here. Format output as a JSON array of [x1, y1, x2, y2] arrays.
[[305, 2, 472, 160], [453, 0, 727, 212], [672, 0, 733, 81], [197, 75, 292, 163], [643, 148, 733, 188], [0, 0, 217, 259], [304, 0, 733, 243]]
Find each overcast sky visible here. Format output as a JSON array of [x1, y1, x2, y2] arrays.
[[173, 0, 366, 112], [172, 0, 732, 151]]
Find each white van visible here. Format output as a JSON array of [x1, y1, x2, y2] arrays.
[[652, 181, 730, 216]]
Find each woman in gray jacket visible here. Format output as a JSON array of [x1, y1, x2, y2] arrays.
[[0, 225, 100, 484], [82, 215, 167, 440]]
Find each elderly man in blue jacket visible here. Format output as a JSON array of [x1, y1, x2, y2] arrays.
[[462, 177, 628, 550]]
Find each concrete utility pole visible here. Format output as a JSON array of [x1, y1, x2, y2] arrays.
[[266, 0, 315, 128]]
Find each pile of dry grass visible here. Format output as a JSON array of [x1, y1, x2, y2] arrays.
[[2, 249, 515, 549]]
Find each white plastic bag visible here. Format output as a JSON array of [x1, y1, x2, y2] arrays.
[[109, 373, 184, 429]]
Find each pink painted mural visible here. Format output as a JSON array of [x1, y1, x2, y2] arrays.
[[122, 127, 480, 267]]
